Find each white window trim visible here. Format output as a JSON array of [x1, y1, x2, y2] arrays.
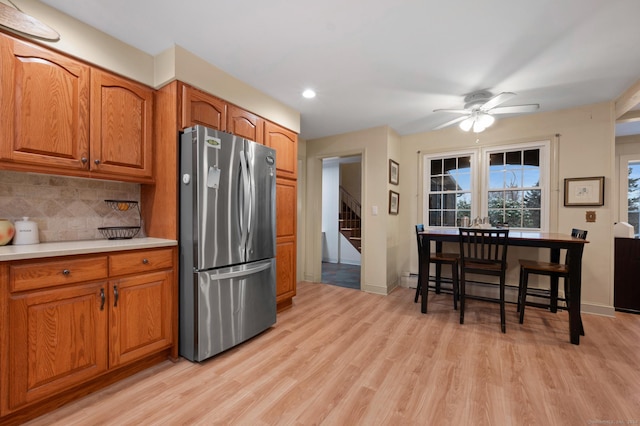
[[480, 140, 551, 231], [423, 149, 478, 228], [619, 154, 640, 223]]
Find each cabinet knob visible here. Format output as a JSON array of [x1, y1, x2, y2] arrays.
[[62, 269, 70, 275], [94, 159, 101, 165], [81, 157, 88, 164], [142, 258, 149, 264]]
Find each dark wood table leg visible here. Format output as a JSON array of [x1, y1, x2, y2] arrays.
[[435, 241, 443, 293], [549, 248, 560, 313], [421, 235, 430, 314], [567, 244, 585, 345]]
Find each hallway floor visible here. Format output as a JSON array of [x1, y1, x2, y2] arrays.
[[321, 262, 360, 289]]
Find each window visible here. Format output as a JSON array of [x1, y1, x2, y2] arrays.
[[424, 141, 550, 230], [484, 145, 547, 229], [620, 155, 640, 237], [628, 161, 640, 236], [424, 151, 476, 227]]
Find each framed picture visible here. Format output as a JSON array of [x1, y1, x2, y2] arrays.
[[389, 190, 399, 215], [389, 159, 399, 185], [564, 176, 605, 206]]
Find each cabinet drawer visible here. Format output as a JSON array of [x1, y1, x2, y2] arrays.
[[10, 256, 108, 292], [109, 248, 173, 276]]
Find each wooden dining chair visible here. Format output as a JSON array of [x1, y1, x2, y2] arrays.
[[414, 224, 459, 310], [517, 228, 587, 335], [458, 228, 510, 333]]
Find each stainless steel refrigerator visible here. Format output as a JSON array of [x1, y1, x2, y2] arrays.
[[179, 125, 277, 362]]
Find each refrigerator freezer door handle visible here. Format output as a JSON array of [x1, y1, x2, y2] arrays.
[[239, 152, 251, 251], [247, 157, 255, 249], [200, 260, 273, 280]]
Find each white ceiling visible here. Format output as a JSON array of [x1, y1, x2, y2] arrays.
[[39, 0, 640, 140]]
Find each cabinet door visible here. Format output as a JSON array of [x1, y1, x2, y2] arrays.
[[109, 270, 173, 367], [181, 84, 227, 130], [90, 69, 153, 179], [7, 283, 108, 410], [275, 178, 297, 304], [264, 121, 297, 179], [227, 104, 264, 143], [0, 32, 90, 170], [276, 240, 296, 304], [614, 238, 640, 312]]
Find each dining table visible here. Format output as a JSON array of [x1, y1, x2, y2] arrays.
[[418, 228, 589, 345]]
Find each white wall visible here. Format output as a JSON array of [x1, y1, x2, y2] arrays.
[[339, 235, 361, 265], [306, 126, 391, 295], [302, 102, 616, 313], [322, 161, 340, 263]]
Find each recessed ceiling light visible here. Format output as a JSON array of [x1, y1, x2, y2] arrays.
[[302, 89, 316, 99]]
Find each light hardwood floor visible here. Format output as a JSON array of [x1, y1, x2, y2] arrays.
[[26, 281, 640, 426]]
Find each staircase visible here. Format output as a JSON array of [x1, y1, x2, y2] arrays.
[[339, 186, 362, 253]]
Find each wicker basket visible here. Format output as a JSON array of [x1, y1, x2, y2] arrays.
[[98, 226, 140, 240]]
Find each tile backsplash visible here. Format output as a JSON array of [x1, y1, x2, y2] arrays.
[[0, 171, 142, 243]]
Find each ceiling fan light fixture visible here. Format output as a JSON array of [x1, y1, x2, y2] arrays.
[[434, 91, 536, 132], [473, 121, 486, 133], [477, 113, 495, 128], [459, 117, 474, 132]]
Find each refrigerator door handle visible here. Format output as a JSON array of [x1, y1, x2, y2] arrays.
[[200, 260, 272, 280], [247, 153, 255, 250], [239, 151, 251, 251]]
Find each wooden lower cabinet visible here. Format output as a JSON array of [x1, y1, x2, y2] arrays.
[[109, 270, 173, 366], [614, 238, 640, 312], [275, 178, 297, 310], [0, 247, 177, 421], [7, 281, 109, 410], [276, 239, 296, 310]]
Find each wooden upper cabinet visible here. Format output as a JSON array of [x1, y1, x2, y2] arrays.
[[90, 69, 154, 179], [227, 104, 264, 143], [181, 84, 226, 130], [264, 121, 297, 179], [0, 32, 90, 170]]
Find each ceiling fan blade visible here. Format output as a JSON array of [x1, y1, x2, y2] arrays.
[[433, 115, 469, 130], [480, 92, 516, 111], [433, 109, 469, 114], [489, 104, 540, 114]]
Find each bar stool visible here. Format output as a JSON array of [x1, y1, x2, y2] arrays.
[[518, 228, 587, 335], [458, 228, 510, 333], [414, 224, 459, 310]]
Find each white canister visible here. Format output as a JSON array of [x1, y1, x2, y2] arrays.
[[13, 217, 40, 245]]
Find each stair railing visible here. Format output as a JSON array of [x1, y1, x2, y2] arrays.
[[339, 187, 362, 253]]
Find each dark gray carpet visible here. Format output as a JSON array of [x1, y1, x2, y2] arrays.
[[321, 262, 360, 289]]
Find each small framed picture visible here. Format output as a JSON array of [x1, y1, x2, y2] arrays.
[[389, 159, 399, 185], [564, 176, 604, 206], [389, 190, 399, 215]]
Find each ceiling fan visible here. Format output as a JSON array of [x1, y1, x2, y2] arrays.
[[433, 90, 539, 133]]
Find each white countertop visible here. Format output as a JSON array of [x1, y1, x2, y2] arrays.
[[0, 238, 177, 261]]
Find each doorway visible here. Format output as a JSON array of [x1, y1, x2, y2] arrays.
[[321, 155, 362, 289]]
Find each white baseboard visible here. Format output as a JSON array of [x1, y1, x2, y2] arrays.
[[581, 303, 615, 317]]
